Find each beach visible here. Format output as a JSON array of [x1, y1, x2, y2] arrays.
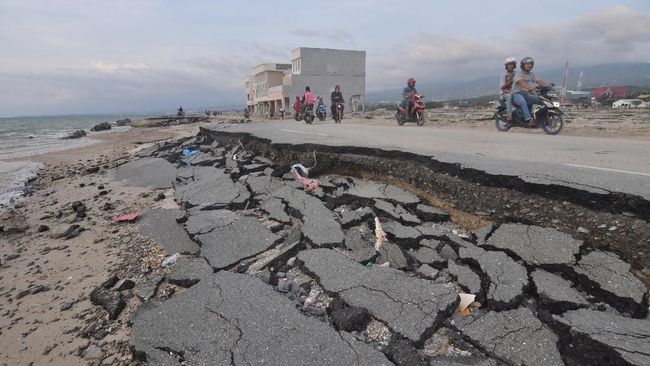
[[0, 123, 197, 365]]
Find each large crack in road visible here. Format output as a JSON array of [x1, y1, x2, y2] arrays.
[[118, 126, 650, 366]]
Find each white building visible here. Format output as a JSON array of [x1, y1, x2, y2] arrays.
[[612, 99, 649, 109], [245, 47, 366, 115]]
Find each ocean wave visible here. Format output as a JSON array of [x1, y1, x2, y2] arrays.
[[0, 160, 42, 209]]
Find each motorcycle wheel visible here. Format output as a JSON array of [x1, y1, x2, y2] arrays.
[[543, 113, 564, 135], [416, 111, 425, 126], [396, 112, 404, 126], [294, 115, 301, 121], [495, 117, 512, 131]]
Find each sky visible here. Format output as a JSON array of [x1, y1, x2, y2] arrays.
[[1, 0, 649, 117]]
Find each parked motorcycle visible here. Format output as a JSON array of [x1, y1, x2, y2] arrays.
[[317, 104, 327, 121], [396, 95, 425, 126], [494, 85, 564, 135], [333, 102, 344, 124]]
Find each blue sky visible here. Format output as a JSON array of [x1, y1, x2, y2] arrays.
[[0, 0, 648, 116]]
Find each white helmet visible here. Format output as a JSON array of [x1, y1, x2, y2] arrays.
[[504, 57, 517, 66]]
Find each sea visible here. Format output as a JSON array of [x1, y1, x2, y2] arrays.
[[0, 114, 150, 209]]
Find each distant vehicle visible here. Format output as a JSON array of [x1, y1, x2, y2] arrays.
[[396, 95, 425, 126], [494, 85, 564, 135]]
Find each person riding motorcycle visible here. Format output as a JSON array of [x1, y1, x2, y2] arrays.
[[301, 86, 315, 114], [500, 57, 517, 121], [401, 78, 418, 117], [330, 85, 344, 119], [511, 57, 546, 126]]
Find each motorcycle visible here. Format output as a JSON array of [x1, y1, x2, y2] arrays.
[[333, 102, 344, 124], [396, 95, 425, 126], [494, 85, 564, 135], [317, 104, 327, 121], [295, 104, 315, 124]]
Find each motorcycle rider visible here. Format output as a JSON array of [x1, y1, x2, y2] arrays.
[[301, 86, 315, 115], [293, 96, 302, 118], [317, 96, 326, 118], [401, 78, 418, 118], [330, 85, 344, 119], [511, 57, 546, 126], [500, 57, 517, 121]]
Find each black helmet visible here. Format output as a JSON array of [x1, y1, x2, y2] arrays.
[[520, 56, 534, 70]]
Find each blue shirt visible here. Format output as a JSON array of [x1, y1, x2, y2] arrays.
[[402, 86, 417, 98]]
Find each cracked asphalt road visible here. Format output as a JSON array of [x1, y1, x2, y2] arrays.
[[207, 120, 650, 200]]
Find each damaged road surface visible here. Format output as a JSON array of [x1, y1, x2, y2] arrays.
[[118, 126, 650, 366], [132, 272, 392, 365]]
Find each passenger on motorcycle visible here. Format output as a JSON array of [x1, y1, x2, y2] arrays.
[[293, 96, 302, 116], [330, 85, 344, 118], [511, 57, 546, 126], [301, 86, 315, 114], [500, 57, 517, 121], [401, 78, 418, 116]]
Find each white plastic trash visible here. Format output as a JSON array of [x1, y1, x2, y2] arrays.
[[161, 253, 180, 268]]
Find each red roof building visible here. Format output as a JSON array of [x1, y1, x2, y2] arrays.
[[591, 86, 627, 99]]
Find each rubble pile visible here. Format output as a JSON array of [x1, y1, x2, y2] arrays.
[[109, 131, 648, 365]]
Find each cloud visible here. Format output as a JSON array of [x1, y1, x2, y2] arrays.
[[91, 61, 150, 74], [290, 28, 353, 42], [366, 5, 650, 89], [0, 64, 246, 116]]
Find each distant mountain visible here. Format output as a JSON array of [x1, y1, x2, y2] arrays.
[[366, 63, 650, 102]]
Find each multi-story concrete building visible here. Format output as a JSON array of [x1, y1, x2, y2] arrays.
[[245, 63, 291, 115], [245, 47, 366, 116]]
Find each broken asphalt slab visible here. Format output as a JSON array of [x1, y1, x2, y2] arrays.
[[553, 308, 650, 366], [573, 250, 648, 317], [298, 248, 458, 343], [454, 307, 563, 366], [246, 175, 343, 246], [485, 223, 582, 266], [458, 243, 528, 309], [138, 208, 200, 255], [531, 269, 588, 312], [167, 256, 213, 287], [131, 271, 393, 366], [175, 167, 250, 209], [186, 210, 282, 270], [111, 158, 176, 189]]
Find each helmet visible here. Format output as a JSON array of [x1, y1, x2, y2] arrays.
[[407, 78, 416, 85], [504, 57, 517, 65], [520, 56, 534, 69]]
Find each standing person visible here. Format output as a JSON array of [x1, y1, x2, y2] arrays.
[[511, 56, 546, 126], [500, 57, 517, 121], [330, 85, 344, 119], [401, 78, 417, 117]]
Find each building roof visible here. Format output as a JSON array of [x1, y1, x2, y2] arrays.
[[591, 86, 627, 98]]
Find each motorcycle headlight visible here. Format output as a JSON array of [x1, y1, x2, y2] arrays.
[[544, 100, 554, 108]]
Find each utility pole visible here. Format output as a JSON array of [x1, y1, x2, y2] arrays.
[[560, 62, 569, 105]]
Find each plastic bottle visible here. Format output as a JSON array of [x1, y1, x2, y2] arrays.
[[161, 253, 180, 268]]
